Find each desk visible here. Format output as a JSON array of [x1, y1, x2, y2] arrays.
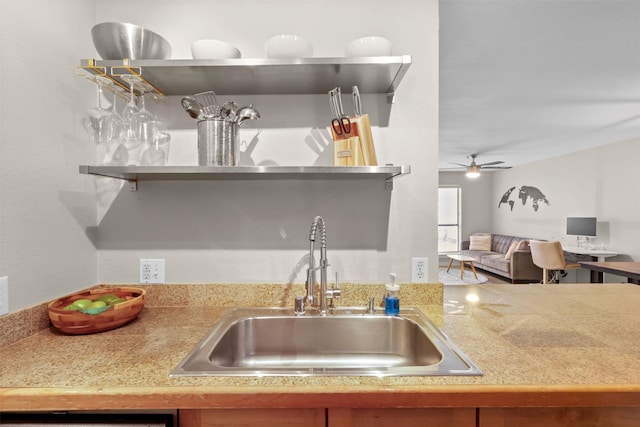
[[563, 247, 619, 282], [562, 247, 619, 261], [578, 262, 640, 284]]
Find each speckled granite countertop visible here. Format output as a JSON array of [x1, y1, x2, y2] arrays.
[[1, 283, 639, 411]]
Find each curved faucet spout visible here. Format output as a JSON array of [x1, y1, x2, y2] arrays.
[[305, 216, 338, 314]]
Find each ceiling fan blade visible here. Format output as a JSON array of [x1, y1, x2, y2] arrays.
[[477, 161, 504, 167], [480, 166, 512, 170], [441, 166, 466, 170], [450, 162, 468, 167]]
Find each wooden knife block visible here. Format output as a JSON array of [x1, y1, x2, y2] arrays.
[[333, 137, 364, 166], [331, 114, 378, 166]]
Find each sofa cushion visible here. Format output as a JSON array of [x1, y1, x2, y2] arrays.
[[469, 235, 491, 251], [490, 234, 516, 254], [505, 240, 520, 259], [516, 239, 530, 251], [481, 254, 511, 273], [461, 250, 495, 262]]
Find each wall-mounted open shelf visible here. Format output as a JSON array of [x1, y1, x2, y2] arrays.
[[79, 165, 411, 191], [79, 56, 412, 101]]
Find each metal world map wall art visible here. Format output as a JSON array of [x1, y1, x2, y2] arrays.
[[499, 186, 549, 212]]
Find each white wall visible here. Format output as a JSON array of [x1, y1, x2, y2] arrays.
[[491, 137, 639, 282], [94, 1, 441, 287], [440, 139, 639, 281], [0, 0, 98, 311], [0, 0, 440, 311]]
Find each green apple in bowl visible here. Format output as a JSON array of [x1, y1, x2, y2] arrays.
[[63, 298, 93, 310]]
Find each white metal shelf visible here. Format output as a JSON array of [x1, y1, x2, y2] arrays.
[[79, 56, 412, 100], [79, 165, 411, 191]]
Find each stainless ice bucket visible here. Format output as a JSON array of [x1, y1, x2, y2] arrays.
[[197, 118, 239, 166]]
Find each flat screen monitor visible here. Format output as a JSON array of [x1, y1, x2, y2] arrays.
[[566, 217, 597, 237]]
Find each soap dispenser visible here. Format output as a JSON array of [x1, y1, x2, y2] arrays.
[[384, 273, 400, 316]]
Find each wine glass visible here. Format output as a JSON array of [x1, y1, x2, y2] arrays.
[[134, 82, 158, 145], [109, 84, 125, 141], [140, 91, 171, 166], [120, 75, 140, 118], [82, 75, 115, 144], [140, 128, 171, 166], [119, 74, 144, 164], [97, 83, 127, 166]]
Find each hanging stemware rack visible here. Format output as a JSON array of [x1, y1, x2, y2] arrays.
[[77, 58, 164, 101]]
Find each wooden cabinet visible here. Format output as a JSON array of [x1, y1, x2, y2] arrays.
[[478, 407, 640, 427], [328, 408, 476, 427], [180, 407, 640, 427], [179, 409, 325, 427], [179, 408, 476, 427]]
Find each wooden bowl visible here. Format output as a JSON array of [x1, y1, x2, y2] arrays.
[[48, 287, 146, 335]]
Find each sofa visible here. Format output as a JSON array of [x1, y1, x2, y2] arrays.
[[460, 233, 542, 283]]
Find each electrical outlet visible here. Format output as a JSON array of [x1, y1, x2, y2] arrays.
[[0, 276, 8, 315], [411, 257, 428, 283], [139, 259, 165, 284]]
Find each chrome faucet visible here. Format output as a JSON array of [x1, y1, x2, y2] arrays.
[[305, 216, 340, 315]]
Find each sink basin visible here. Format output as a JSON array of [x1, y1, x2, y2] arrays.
[[170, 307, 482, 377]]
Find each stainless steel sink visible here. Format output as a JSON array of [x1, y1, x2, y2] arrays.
[[170, 307, 482, 377]]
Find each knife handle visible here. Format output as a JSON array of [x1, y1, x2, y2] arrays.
[[352, 85, 362, 116]]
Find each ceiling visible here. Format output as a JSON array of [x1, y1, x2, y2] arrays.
[[438, 0, 640, 171]]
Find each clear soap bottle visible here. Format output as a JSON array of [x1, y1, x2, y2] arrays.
[[384, 273, 400, 316]]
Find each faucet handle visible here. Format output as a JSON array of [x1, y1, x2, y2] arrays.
[[331, 271, 341, 298], [294, 296, 305, 315], [325, 272, 341, 310], [305, 294, 318, 307], [368, 296, 376, 314]]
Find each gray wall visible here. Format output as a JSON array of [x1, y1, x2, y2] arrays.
[[0, 0, 440, 312], [0, 0, 98, 312], [94, 1, 441, 289]]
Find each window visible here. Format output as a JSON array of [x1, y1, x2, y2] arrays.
[[438, 186, 461, 253]]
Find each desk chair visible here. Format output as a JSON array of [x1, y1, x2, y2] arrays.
[[529, 240, 581, 284]]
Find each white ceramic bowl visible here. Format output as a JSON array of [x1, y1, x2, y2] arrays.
[[265, 35, 313, 58], [191, 39, 241, 59], [345, 36, 392, 57]]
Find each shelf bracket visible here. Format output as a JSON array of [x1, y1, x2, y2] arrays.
[[386, 55, 412, 103], [384, 167, 409, 189], [386, 92, 396, 104], [385, 177, 394, 190], [128, 178, 138, 191]]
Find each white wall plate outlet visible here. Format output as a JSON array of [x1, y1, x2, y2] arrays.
[[0, 276, 9, 315], [411, 257, 428, 283], [140, 259, 165, 284]]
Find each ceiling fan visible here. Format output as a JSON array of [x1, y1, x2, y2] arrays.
[[445, 154, 512, 178]]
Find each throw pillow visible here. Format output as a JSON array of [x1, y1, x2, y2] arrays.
[[504, 240, 520, 260], [469, 234, 491, 251]]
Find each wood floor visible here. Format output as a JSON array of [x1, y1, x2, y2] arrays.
[[481, 270, 512, 284]]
